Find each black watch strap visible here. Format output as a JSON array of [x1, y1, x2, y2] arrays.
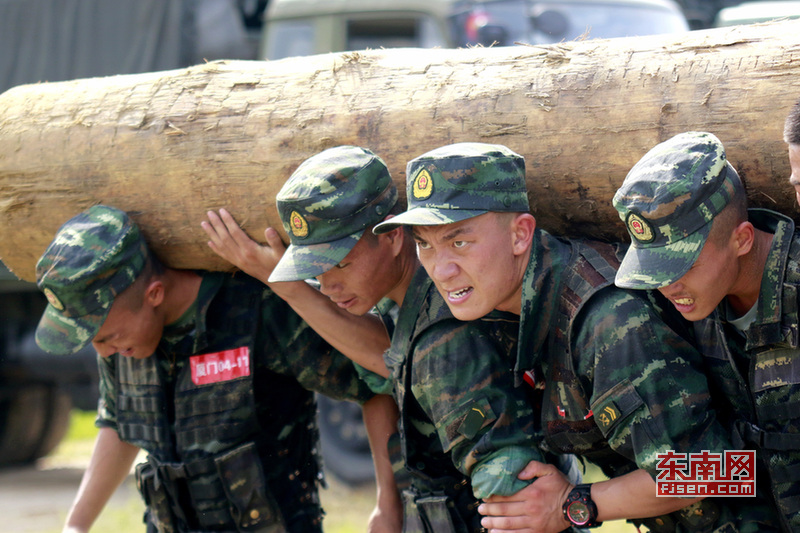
[[562, 483, 603, 528]]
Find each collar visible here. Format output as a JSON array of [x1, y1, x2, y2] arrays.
[[737, 209, 794, 350], [516, 229, 571, 380], [160, 271, 225, 355]]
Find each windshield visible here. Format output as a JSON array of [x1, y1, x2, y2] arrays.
[[451, 0, 689, 46]]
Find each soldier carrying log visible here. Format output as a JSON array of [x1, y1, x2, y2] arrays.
[[33, 205, 402, 533]]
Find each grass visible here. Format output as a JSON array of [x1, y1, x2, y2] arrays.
[[48, 411, 637, 532]]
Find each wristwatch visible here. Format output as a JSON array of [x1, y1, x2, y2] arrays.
[[562, 484, 602, 528]]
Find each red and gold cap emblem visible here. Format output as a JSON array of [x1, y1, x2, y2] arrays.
[[289, 211, 309, 238], [44, 287, 64, 311], [412, 169, 433, 200], [627, 213, 654, 243]]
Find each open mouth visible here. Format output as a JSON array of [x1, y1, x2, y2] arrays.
[[448, 287, 473, 302]]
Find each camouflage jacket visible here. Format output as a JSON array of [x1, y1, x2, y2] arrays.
[[376, 266, 544, 504], [694, 209, 800, 532], [96, 271, 373, 531], [519, 229, 778, 532]]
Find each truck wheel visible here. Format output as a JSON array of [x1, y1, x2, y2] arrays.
[[317, 395, 375, 486], [0, 385, 72, 466]]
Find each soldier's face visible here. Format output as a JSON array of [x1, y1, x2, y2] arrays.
[[413, 212, 531, 321], [92, 283, 164, 359], [789, 143, 800, 207], [316, 229, 405, 315], [657, 237, 742, 322]]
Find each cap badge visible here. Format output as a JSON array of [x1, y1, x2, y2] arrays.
[[44, 287, 65, 311], [412, 169, 433, 200], [289, 211, 309, 238], [627, 213, 655, 243]]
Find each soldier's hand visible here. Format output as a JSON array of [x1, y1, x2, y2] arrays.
[[202, 208, 285, 284], [478, 460, 573, 533]]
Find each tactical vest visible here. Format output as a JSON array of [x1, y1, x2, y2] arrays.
[[694, 224, 800, 531], [539, 240, 731, 533], [116, 274, 322, 533], [386, 269, 482, 533], [539, 240, 628, 474]]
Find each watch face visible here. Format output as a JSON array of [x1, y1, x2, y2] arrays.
[[566, 501, 591, 526]]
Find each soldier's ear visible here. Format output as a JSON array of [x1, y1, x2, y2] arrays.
[[732, 220, 755, 258], [144, 280, 165, 308], [510, 213, 536, 257]]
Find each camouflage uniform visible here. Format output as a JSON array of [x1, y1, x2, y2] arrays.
[[269, 146, 563, 533], [35, 206, 374, 533], [377, 267, 548, 532], [614, 132, 800, 532], [379, 142, 779, 532]]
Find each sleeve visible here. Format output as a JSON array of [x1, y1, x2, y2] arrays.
[[411, 319, 544, 499], [354, 361, 394, 396], [258, 290, 375, 405], [573, 288, 734, 478], [94, 353, 119, 430]]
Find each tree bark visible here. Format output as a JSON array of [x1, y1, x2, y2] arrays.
[[0, 20, 798, 281]]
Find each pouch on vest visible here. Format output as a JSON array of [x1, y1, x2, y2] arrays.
[[135, 461, 177, 533], [401, 489, 459, 533], [402, 489, 428, 533], [418, 494, 458, 533], [215, 442, 287, 532]]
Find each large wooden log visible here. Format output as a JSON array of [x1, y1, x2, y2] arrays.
[[1, 20, 799, 282]]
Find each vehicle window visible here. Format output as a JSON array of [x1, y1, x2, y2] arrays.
[[451, 0, 688, 46], [264, 20, 315, 59], [347, 16, 448, 50], [530, 3, 689, 42]]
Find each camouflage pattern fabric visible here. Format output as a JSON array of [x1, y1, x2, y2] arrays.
[[270, 145, 398, 282], [35, 205, 149, 355], [612, 131, 741, 290], [373, 142, 529, 234], [519, 229, 780, 532], [692, 209, 800, 532], [97, 271, 373, 532], [383, 267, 544, 503]]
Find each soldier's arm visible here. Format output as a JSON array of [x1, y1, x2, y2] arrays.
[[576, 289, 732, 474], [362, 395, 403, 533], [412, 320, 542, 499], [63, 427, 140, 533], [203, 208, 391, 377], [478, 465, 701, 531]]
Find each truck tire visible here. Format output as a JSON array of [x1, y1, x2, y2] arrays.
[[317, 395, 375, 486], [0, 384, 72, 466]]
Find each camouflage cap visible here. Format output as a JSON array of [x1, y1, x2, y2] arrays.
[[373, 142, 529, 234], [269, 146, 397, 282], [613, 131, 742, 289], [35, 205, 148, 355]]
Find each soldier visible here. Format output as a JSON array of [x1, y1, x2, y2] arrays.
[[784, 98, 800, 206], [376, 142, 779, 531], [202, 145, 578, 532], [613, 131, 800, 532], [36, 205, 399, 533]]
